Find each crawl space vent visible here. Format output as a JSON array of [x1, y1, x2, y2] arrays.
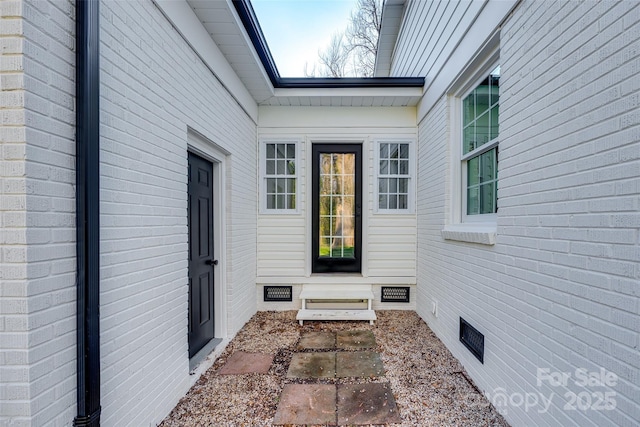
[[263, 286, 292, 302], [460, 317, 484, 363], [381, 286, 410, 303]]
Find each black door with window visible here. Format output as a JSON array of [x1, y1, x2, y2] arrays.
[[187, 152, 216, 358], [312, 144, 362, 273]]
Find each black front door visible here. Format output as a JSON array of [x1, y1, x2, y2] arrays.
[[312, 144, 362, 273], [187, 152, 216, 358]]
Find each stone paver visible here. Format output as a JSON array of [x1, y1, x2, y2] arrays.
[[273, 384, 336, 425], [279, 330, 397, 425], [297, 331, 335, 349], [336, 351, 384, 378], [337, 382, 401, 425], [218, 351, 273, 375], [287, 352, 336, 378], [336, 330, 376, 349]]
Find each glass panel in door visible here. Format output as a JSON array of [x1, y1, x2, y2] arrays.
[[312, 144, 362, 273], [319, 152, 356, 258]]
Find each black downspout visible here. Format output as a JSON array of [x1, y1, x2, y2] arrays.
[[75, 0, 101, 426]]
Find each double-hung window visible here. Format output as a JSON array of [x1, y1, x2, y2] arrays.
[[262, 141, 297, 212], [462, 65, 500, 218], [376, 141, 413, 212]]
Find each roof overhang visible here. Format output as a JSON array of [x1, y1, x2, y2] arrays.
[[183, 0, 424, 108], [374, 0, 406, 77]]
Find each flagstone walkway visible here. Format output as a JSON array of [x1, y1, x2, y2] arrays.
[[219, 330, 400, 425], [279, 330, 399, 425]]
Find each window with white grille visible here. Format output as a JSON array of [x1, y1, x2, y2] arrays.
[[375, 141, 414, 213], [261, 141, 298, 213]]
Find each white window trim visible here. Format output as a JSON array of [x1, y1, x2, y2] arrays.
[[187, 128, 229, 339], [259, 139, 301, 214], [374, 140, 416, 214], [443, 51, 499, 245], [461, 139, 498, 224]]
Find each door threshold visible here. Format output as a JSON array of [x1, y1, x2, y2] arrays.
[[310, 273, 363, 276], [189, 338, 222, 372]]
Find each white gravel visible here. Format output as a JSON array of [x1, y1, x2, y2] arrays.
[[160, 310, 509, 426]]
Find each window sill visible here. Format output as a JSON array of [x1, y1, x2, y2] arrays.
[[441, 224, 496, 245], [259, 209, 300, 215], [374, 209, 415, 215]]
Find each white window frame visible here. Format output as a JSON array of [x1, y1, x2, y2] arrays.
[[374, 140, 415, 214], [442, 49, 499, 245], [259, 140, 300, 214], [460, 64, 500, 223]]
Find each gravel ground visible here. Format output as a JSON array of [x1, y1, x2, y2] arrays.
[[160, 310, 509, 426]]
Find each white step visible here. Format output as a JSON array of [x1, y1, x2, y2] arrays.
[[299, 284, 374, 300], [297, 284, 376, 325], [296, 309, 377, 325]]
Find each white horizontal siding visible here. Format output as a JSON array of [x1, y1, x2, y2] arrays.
[[257, 140, 307, 277], [366, 216, 416, 277], [257, 107, 416, 283], [393, 0, 479, 78], [392, 0, 471, 76], [392, 0, 517, 122]]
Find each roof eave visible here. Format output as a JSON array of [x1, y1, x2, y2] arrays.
[[374, 0, 406, 77], [277, 76, 424, 89], [232, 0, 423, 89]]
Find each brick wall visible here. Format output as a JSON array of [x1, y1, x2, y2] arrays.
[[417, 1, 639, 426], [99, 1, 257, 426], [0, 0, 30, 423], [2, 0, 258, 425], [1, 0, 77, 425]]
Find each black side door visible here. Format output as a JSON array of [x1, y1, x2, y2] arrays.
[[187, 152, 216, 358]]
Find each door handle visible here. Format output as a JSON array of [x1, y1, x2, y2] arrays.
[[205, 259, 219, 266]]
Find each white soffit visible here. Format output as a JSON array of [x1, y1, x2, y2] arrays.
[[268, 86, 423, 107], [155, 0, 259, 120], [187, 0, 275, 104], [184, 0, 424, 108]]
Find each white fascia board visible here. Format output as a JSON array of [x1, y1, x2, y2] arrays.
[[273, 86, 423, 99], [154, 0, 259, 122], [416, 0, 519, 122]]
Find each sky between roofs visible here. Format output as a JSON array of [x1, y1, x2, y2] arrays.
[[251, 0, 358, 77]]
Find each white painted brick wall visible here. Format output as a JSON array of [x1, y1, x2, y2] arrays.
[[99, 1, 257, 426], [1, 0, 77, 425], [1, 0, 29, 423], [3, 0, 258, 425], [417, 1, 639, 426]]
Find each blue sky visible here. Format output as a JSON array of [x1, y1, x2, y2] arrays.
[[252, 0, 357, 77]]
